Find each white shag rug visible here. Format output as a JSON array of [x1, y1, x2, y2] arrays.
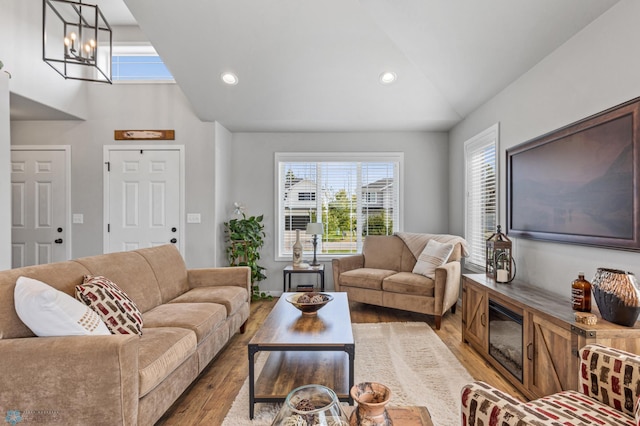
[[222, 322, 473, 426]]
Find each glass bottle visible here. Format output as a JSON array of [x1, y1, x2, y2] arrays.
[[572, 272, 592, 312], [292, 229, 303, 266]]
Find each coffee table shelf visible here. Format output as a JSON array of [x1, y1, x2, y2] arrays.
[[248, 292, 354, 419], [254, 351, 350, 400]]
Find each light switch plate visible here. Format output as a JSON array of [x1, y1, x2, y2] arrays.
[[187, 213, 201, 224], [72, 214, 84, 224]]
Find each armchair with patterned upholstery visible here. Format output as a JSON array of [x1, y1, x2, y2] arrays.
[[461, 344, 640, 425]]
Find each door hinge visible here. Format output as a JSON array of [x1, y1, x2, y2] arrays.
[[107, 224, 110, 232], [105, 161, 110, 172]]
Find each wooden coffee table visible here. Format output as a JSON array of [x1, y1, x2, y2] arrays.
[[247, 292, 355, 419]]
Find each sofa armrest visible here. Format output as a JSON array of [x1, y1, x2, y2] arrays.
[[462, 381, 533, 425], [579, 344, 640, 417], [188, 266, 251, 293], [331, 255, 364, 291], [433, 260, 461, 315], [0, 335, 139, 425]]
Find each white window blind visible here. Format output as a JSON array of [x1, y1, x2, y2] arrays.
[[276, 153, 402, 259], [464, 124, 499, 270]]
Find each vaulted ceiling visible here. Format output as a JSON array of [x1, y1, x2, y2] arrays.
[[101, 1, 619, 131]]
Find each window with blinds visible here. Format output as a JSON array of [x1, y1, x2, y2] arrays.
[[464, 124, 499, 270], [276, 153, 402, 259]]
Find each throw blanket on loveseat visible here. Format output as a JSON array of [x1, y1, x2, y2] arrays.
[[394, 232, 469, 259]]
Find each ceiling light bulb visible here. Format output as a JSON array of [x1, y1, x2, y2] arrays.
[[221, 72, 238, 85], [379, 71, 397, 85]]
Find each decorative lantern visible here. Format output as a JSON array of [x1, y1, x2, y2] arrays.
[[486, 225, 516, 283]]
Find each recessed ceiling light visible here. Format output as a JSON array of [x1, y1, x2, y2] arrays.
[[379, 71, 397, 85], [221, 72, 238, 85]]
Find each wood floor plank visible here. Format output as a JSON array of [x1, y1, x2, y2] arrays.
[[155, 299, 525, 425]]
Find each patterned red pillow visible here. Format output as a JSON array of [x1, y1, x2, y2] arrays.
[[76, 275, 143, 335]]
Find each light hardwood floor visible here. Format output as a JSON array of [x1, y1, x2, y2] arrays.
[[156, 298, 525, 425]]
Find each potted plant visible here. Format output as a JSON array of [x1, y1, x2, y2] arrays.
[[224, 213, 272, 301]]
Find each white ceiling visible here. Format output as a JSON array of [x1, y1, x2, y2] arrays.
[[18, 1, 621, 131]]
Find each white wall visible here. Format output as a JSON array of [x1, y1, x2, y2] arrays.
[[230, 131, 449, 293], [1, 0, 88, 119], [10, 83, 221, 268], [0, 73, 11, 270], [449, 0, 640, 296]]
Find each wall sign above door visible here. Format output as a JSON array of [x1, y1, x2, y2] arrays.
[[114, 130, 175, 140]]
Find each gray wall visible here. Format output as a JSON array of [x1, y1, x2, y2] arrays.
[[230, 131, 450, 293], [449, 0, 640, 296], [0, 74, 10, 269], [10, 83, 221, 268]]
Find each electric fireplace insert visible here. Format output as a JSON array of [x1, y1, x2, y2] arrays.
[[488, 299, 523, 382]]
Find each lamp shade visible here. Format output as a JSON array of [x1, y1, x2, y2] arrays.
[[306, 223, 324, 235]]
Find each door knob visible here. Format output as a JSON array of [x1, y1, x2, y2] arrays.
[[54, 238, 63, 244], [170, 238, 177, 244]]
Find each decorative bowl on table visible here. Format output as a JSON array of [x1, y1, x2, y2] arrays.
[[286, 292, 333, 316], [271, 384, 349, 425]]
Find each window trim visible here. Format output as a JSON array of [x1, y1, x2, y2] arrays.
[[274, 152, 404, 262], [464, 123, 499, 272]]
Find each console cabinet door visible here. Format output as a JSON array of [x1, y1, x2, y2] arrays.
[[462, 281, 488, 351], [527, 313, 574, 398]]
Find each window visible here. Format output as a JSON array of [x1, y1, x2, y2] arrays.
[[276, 153, 403, 260], [111, 45, 174, 82], [464, 124, 499, 270], [298, 192, 316, 201]]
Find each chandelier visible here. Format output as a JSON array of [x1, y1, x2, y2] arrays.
[[43, 0, 112, 83]]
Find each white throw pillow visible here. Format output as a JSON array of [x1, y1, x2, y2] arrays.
[[14, 276, 110, 337], [412, 240, 454, 279]]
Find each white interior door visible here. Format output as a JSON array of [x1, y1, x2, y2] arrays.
[[11, 147, 71, 267], [104, 147, 184, 254]]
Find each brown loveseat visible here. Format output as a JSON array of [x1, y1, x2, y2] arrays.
[[332, 234, 465, 329], [0, 244, 250, 426]]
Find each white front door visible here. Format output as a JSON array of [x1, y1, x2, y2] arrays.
[[11, 147, 71, 267], [104, 147, 184, 254]]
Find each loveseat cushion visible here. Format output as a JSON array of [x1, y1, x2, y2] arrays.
[[382, 272, 435, 297], [143, 303, 226, 342], [169, 286, 248, 316], [138, 327, 197, 397], [362, 236, 407, 271], [340, 268, 397, 290]]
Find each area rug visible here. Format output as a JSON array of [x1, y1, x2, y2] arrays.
[[222, 322, 474, 425]]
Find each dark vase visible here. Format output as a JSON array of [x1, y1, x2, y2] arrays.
[[592, 268, 640, 327]]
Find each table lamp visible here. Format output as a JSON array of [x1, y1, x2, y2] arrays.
[[305, 223, 324, 266]]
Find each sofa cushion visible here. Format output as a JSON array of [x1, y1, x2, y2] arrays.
[[382, 272, 435, 297], [169, 286, 248, 316], [74, 251, 162, 313], [14, 276, 110, 337], [412, 240, 454, 279], [76, 275, 144, 335], [340, 268, 397, 290], [143, 303, 226, 342], [134, 245, 190, 304], [138, 327, 197, 397]]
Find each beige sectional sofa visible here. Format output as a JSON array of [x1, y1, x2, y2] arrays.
[[332, 234, 465, 329], [0, 244, 250, 426]]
